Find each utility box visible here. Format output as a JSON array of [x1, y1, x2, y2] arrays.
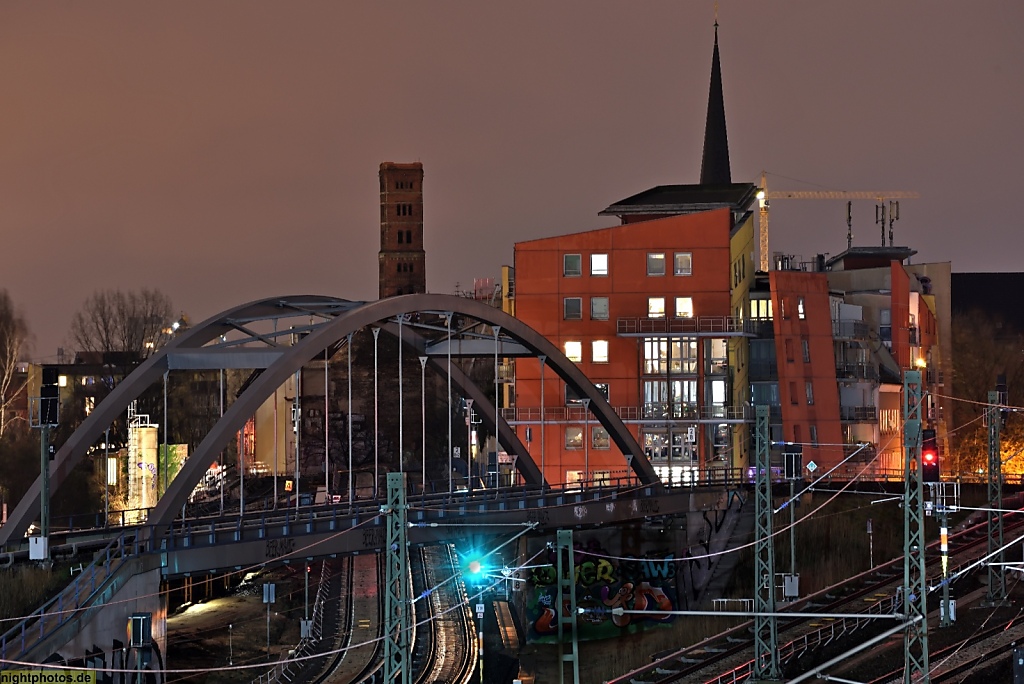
[[940, 600, 957, 624], [783, 448, 803, 480], [300, 619, 313, 639], [783, 574, 800, 599], [28, 536, 48, 561]]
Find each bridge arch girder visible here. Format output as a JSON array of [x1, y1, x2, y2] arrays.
[[151, 294, 657, 528]]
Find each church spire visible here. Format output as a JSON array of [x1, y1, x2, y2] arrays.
[[699, 22, 732, 185]]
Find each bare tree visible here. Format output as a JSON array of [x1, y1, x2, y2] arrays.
[[69, 288, 175, 356], [0, 290, 30, 437]]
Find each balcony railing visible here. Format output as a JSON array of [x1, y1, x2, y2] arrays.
[[616, 316, 753, 336], [832, 320, 870, 340], [835, 363, 879, 381], [500, 404, 752, 422], [839, 405, 877, 422]]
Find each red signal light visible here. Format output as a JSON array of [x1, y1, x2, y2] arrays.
[[923, 451, 937, 464]]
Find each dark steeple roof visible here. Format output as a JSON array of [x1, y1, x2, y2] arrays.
[[699, 23, 731, 185]]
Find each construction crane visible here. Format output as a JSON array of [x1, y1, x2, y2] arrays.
[[756, 170, 921, 272]]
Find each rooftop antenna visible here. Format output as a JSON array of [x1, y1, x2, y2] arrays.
[[888, 200, 900, 246], [846, 201, 853, 249], [875, 202, 886, 246]]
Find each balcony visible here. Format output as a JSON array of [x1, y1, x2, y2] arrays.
[[840, 406, 877, 422], [616, 316, 754, 336], [832, 320, 869, 340], [835, 363, 879, 381]]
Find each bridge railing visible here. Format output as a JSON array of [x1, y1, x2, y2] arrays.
[[0, 532, 141, 663]]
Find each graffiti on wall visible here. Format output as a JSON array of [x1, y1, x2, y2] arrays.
[[526, 538, 679, 642]]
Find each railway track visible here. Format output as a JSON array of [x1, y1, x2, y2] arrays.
[[413, 544, 477, 684], [314, 554, 384, 683], [607, 500, 1024, 684]]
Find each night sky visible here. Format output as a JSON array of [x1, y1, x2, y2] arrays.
[[3, 2, 1021, 359]]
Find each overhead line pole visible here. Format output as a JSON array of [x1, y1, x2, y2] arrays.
[[902, 370, 929, 684]]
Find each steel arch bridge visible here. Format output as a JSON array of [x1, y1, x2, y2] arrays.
[[0, 294, 659, 549]]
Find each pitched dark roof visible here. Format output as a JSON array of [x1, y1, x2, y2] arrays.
[[599, 182, 757, 217], [700, 24, 731, 186]]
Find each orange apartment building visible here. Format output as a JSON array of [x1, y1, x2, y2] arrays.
[[512, 207, 756, 485]]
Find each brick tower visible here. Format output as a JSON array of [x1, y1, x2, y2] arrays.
[[378, 162, 426, 299]]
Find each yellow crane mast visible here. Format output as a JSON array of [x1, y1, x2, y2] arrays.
[[756, 170, 921, 272]]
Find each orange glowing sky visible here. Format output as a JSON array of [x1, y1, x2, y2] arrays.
[[2, 2, 1022, 357]]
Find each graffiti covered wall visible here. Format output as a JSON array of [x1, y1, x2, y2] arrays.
[[521, 490, 745, 643]]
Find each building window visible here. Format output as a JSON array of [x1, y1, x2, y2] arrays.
[[567, 383, 609, 405], [406, 229, 412, 243], [802, 339, 811, 363], [563, 297, 582, 320], [592, 426, 610, 450], [644, 338, 698, 375], [674, 252, 692, 276], [591, 254, 608, 276], [564, 341, 582, 362], [781, 298, 790, 319], [563, 254, 582, 277], [397, 264, 402, 273], [790, 381, 798, 405], [565, 427, 583, 449], [809, 425, 818, 447], [798, 297, 806, 319], [591, 297, 609, 320], [750, 298, 773, 320], [806, 381, 814, 405], [648, 297, 666, 318], [784, 338, 795, 362], [647, 253, 666, 276], [675, 297, 694, 318], [398, 231, 404, 244], [592, 340, 609, 363]]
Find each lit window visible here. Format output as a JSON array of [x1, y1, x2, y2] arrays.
[[58, 375, 68, 387], [592, 340, 609, 363], [563, 254, 582, 277], [674, 252, 692, 276], [594, 382, 609, 400], [647, 253, 666, 276], [675, 297, 694, 318], [592, 427, 610, 450], [798, 297, 806, 319], [565, 427, 583, 449], [591, 254, 608, 276], [806, 382, 814, 405], [563, 297, 582, 320], [648, 297, 666, 318], [564, 341, 582, 362], [591, 297, 609, 320]]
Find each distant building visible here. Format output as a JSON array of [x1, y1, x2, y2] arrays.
[[378, 162, 426, 299]]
